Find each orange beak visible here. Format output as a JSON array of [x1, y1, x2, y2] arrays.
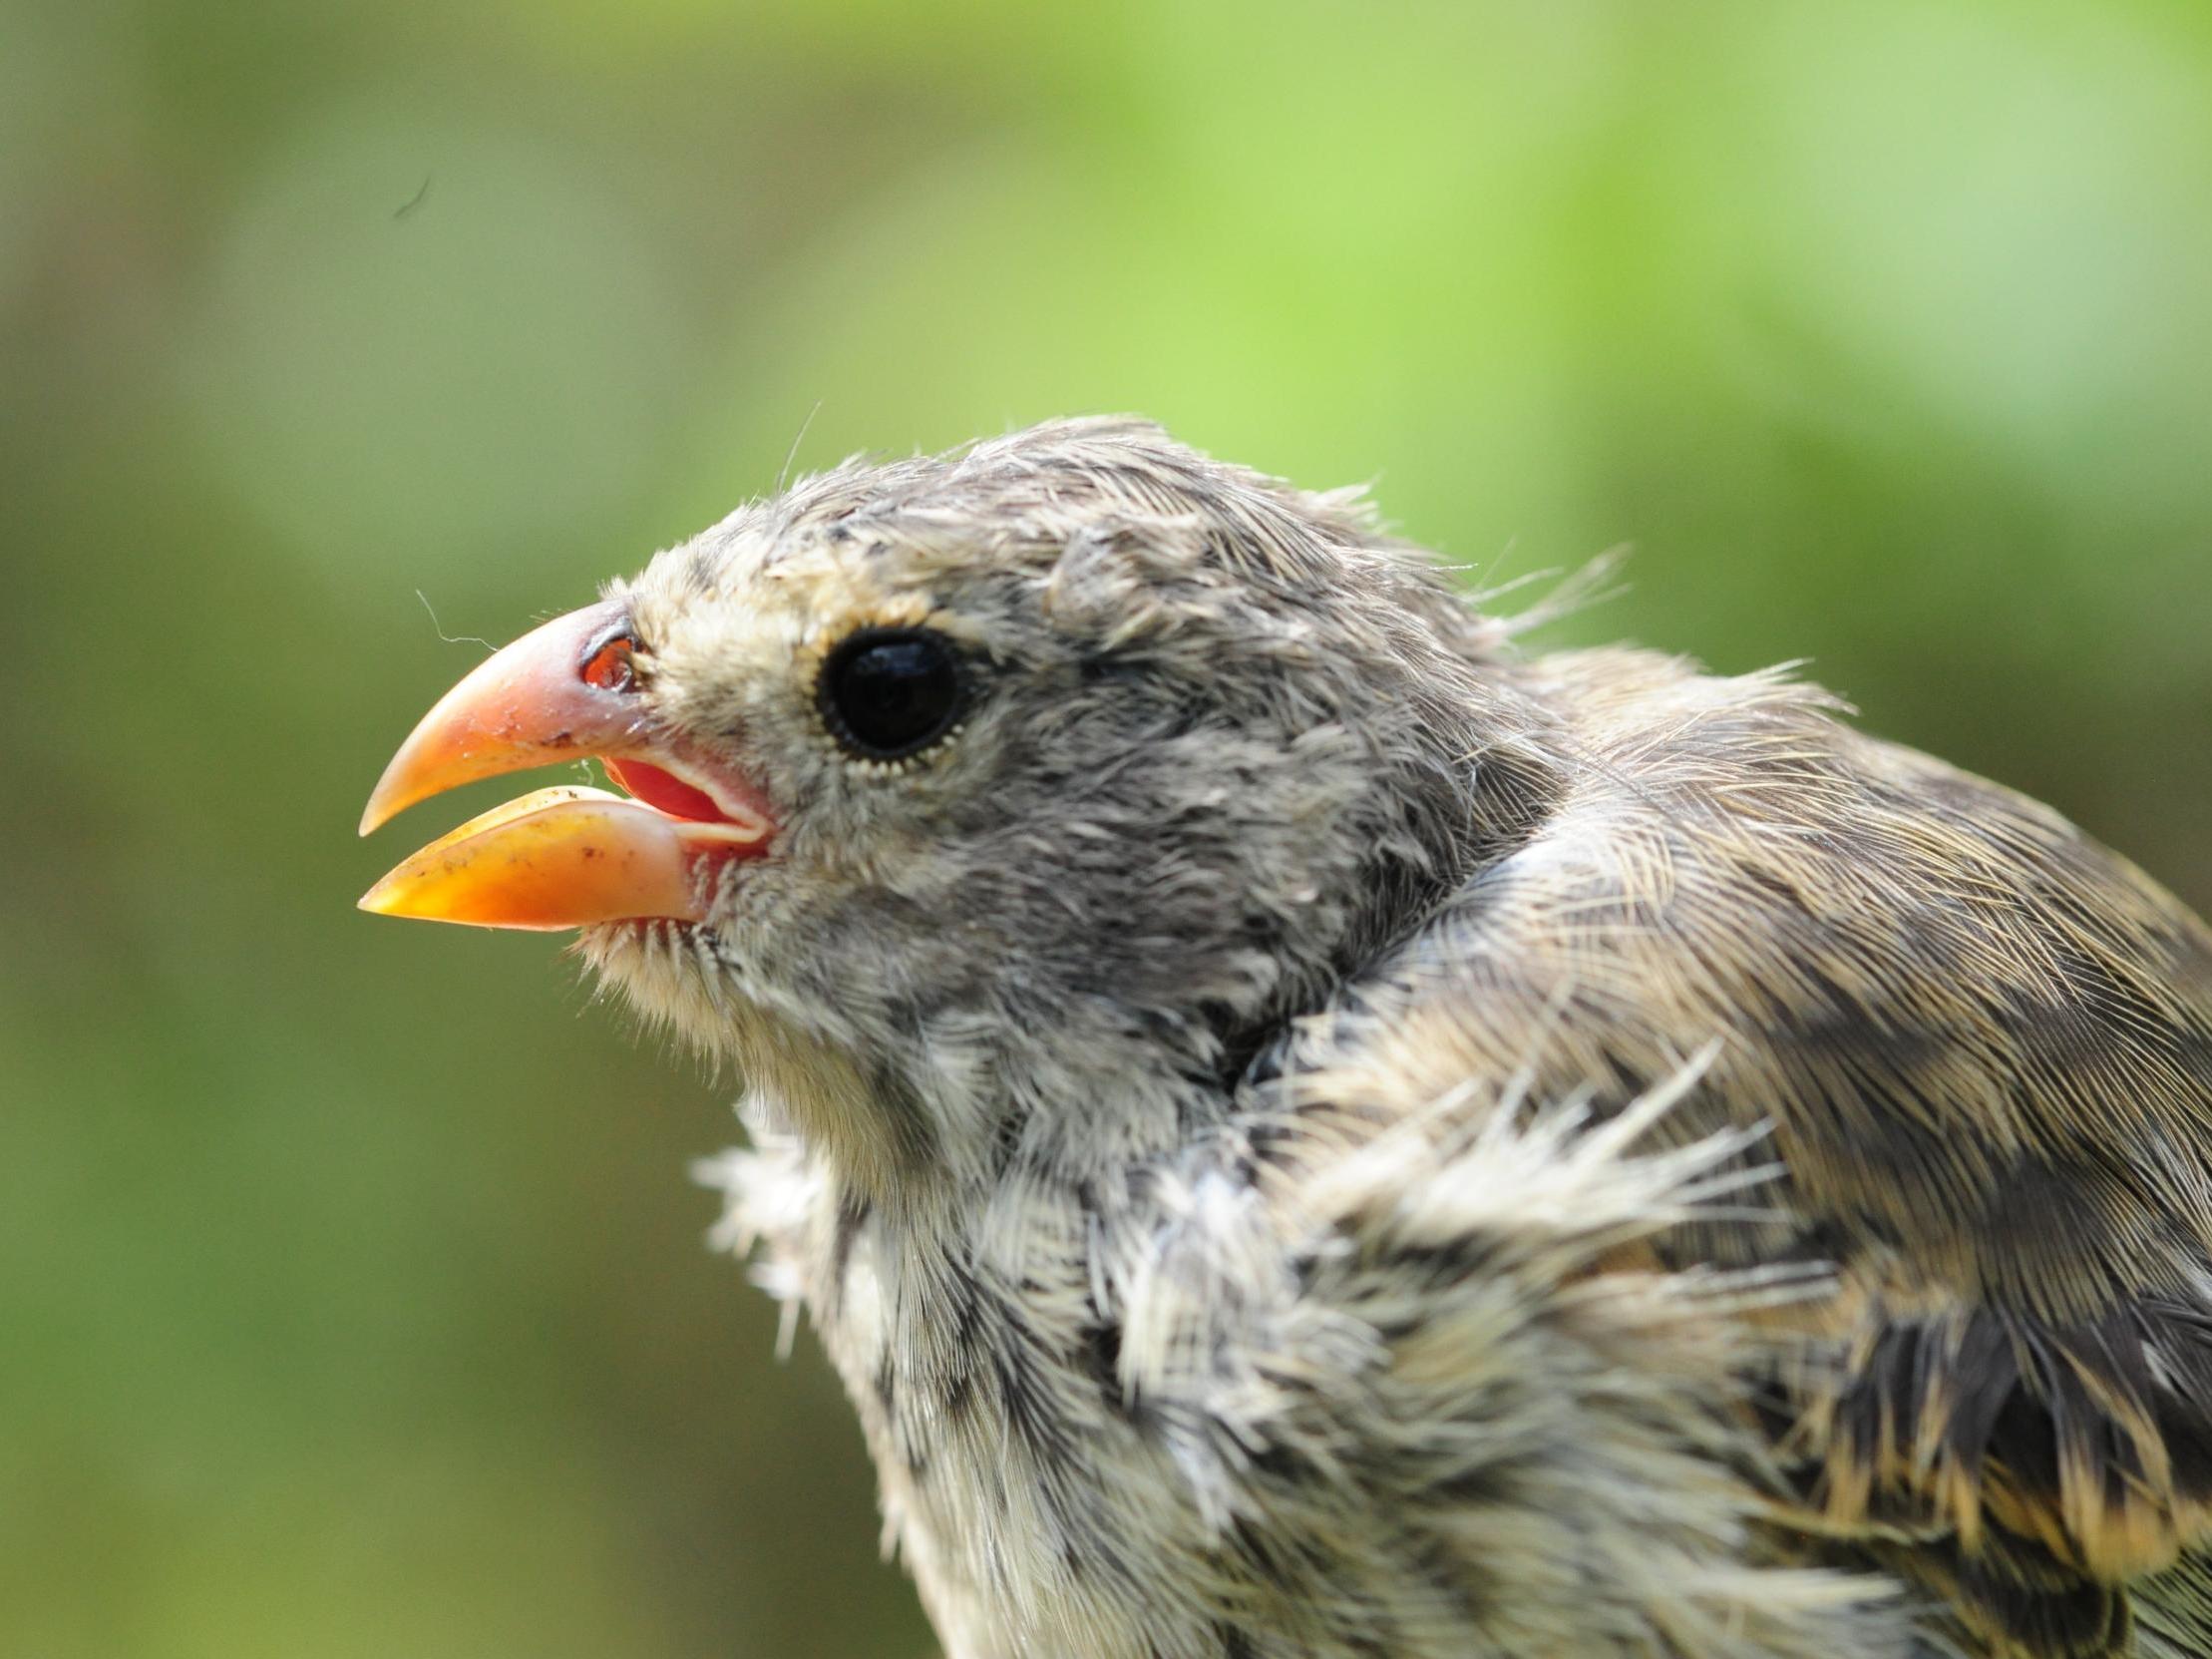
[[358, 602, 773, 930]]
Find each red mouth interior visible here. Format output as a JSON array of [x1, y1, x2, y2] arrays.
[[602, 757, 739, 824]]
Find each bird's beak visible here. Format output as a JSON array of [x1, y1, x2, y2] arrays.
[[357, 601, 773, 931]]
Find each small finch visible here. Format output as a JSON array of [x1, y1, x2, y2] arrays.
[[361, 419, 2212, 1658]]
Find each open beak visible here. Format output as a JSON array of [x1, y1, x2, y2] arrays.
[[358, 601, 773, 931]]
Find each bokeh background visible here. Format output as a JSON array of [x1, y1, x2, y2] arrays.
[[6, 1, 2210, 1654]]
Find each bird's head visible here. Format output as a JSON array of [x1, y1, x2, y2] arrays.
[[361, 419, 1548, 1196]]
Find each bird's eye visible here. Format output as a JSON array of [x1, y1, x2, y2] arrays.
[[818, 627, 965, 761], [579, 629, 639, 692]]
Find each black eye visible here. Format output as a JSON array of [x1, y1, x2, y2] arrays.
[[817, 627, 966, 761]]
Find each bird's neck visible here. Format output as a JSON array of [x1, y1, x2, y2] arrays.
[[904, 1008, 1240, 1206], [719, 963, 1240, 1223], [723, 1037, 1223, 1422]]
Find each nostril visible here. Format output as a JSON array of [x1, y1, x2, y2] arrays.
[[578, 628, 639, 693]]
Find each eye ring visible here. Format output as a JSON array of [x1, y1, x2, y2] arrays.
[[817, 626, 967, 762]]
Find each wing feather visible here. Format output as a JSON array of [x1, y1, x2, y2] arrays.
[[1268, 649, 2212, 1655]]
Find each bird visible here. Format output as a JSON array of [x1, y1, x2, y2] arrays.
[[359, 418, 2212, 1658]]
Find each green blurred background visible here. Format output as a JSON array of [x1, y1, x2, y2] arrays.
[[6, 1, 2210, 1654]]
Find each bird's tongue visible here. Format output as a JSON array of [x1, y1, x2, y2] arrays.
[[602, 757, 730, 823]]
